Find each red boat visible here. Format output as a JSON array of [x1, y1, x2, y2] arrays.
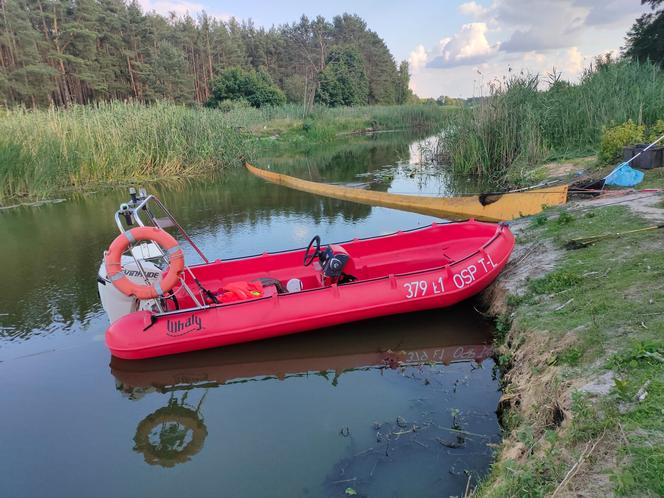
[[98, 190, 514, 359]]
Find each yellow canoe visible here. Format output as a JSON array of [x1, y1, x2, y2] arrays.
[[245, 162, 568, 221]]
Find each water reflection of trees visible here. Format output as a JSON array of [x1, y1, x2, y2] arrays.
[[259, 131, 426, 183], [158, 169, 374, 235], [0, 195, 124, 340]]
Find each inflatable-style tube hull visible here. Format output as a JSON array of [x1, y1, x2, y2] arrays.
[[106, 221, 515, 359]]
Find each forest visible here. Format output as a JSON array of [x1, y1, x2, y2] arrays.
[[0, 0, 411, 108]]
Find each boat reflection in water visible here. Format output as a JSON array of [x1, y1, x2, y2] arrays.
[[110, 305, 493, 469]]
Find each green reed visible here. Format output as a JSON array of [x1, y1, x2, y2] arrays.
[[440, 60, 664, 180], [0, 101, 450, 203], [0, 101, 251, 202]]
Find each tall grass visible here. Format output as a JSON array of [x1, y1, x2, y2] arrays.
[[441, 60, 664, 180], [0, 102, 450, 203], [221, 102, 454, 142], [216, 102, 452, 131], [0, 101, 251, 202], [296, 104, 454, 142]]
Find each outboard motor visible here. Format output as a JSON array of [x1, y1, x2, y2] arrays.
[[99, 187, 209, 325], [97, 243, 163, 323]]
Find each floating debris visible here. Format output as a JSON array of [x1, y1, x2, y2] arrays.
[[0, 198, 66, 210]]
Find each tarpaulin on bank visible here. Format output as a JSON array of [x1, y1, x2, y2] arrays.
[[604, 163, 644, 187]]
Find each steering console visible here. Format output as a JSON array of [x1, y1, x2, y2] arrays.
[[303, 235, 321, 266], [303, 235, 355, 284]]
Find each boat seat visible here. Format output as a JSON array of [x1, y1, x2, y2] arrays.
[[359, 244, 453, 279]]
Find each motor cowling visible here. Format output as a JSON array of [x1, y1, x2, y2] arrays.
[[98, 252, 163, 323]]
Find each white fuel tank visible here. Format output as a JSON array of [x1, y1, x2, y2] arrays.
[[97, 243, 164, 323]]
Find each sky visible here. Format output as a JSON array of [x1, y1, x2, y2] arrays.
[[137, 0, 651, 98]]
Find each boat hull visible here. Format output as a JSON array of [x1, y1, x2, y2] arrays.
[[110, 306, 495, 393], [106, 222, 514, 359], [245, 162, 568, 221]]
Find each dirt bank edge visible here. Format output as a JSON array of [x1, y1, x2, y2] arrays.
[[474, 192, 664, 498]]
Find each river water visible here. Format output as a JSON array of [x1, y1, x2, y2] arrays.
[[0, 132, 501, 498]]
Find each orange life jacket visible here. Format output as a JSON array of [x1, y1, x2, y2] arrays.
[[217, 280, 264, 303]]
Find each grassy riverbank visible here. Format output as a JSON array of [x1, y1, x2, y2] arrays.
[[0, 102, 451, 204], [440, 60, 664, 182], [479, 189, 664, 497]]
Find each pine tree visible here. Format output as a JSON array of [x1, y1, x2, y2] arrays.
[[395, 61, 412, 104], [316, 47, 369, 106], [624, 0, 664, 66], [1, 0, 56, 106], [0, 4, 405, 107]]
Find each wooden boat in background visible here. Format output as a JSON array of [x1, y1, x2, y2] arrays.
[[245, 162, 568, 221]]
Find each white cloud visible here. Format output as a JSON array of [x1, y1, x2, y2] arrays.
[[138, 0, 231, 20], [407, 0, 650, 97], [493, 0, 583, 28], [410, 45, 590, 99], [501, 28, 578, 52], [510, 46, 587, 79], [427, 23, 497, 68], [496, 0, 586, 52], [458, 1, 490, 18], [408, 44, 429, 72], [563, 47, 584, 75], [432, 0, 650, 57]]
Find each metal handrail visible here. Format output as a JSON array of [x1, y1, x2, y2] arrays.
[[111, 190, 213, 314], [114, 194, 209, 264]]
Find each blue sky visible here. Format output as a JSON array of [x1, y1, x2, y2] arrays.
[[138, 0, 650, 98]]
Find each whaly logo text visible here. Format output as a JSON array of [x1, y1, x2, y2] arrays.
[[166, 315, 203, 336]]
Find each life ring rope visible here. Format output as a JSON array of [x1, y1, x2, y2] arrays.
[[104, 226, 185, 300]]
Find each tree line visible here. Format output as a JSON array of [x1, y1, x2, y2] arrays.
[[624, 0, 664, 66], [0, 0, 413, 108]]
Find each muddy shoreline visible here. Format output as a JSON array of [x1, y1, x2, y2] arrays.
[[475, 190, 664, 497]]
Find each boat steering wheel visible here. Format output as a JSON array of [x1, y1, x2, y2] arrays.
[[303, 235, 321, 266]]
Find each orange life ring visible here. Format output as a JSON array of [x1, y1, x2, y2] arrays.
[[104, 226, 185, 300]]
